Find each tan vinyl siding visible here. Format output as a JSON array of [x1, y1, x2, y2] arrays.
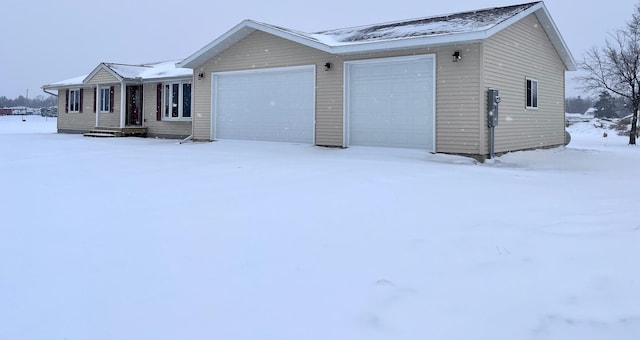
[[193, 30, 338, 145], [483, 14, 566, 153], [432, 44, 483, 154], [96, 86, 121, 128], [316, 55, 345, 146], [86, 68, 119, 84], [142, 83, 192, 138], [193, 30, 482, 150], [340, 44, 482, 153], [57, 87, 96, 133]]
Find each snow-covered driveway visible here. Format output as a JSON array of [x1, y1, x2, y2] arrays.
[[1, 116, 638, 340]]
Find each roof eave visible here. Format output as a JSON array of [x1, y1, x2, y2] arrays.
[[465, 2, 576, 71], [41, 84, 69, 90], [333, 2, 576, 71], [533, 4, 577, 71], [328, 31, 490, 55], [178, 2, 577, 71], [178, 20, 257, 69], [178, 20, 334, 69], [140, 75, 193, 83]]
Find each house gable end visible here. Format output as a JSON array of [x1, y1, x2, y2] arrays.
[[84, 64, 122, 84], [483, 3, 575, 71], [179, 20, 333, 69], [179, 2, 579, 70]]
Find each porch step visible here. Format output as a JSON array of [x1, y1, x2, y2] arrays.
[[83, 127, 148, 138], [84, 132, 118, 138]]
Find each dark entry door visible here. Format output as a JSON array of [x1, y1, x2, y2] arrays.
[[126, 85, 143, 126]]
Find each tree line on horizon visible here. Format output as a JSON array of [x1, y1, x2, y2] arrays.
[[565, 93, 630, 118], [0, 94, 57, 109]]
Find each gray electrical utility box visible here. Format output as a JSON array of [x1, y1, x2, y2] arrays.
[[487, 89, 500, 127]]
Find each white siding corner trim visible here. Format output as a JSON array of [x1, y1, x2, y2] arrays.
[[344, 54, 436, 151]]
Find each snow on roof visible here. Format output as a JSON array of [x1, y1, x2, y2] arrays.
[[43, 74, 88, 88], [105, 60, 192, 80], [179, 1, 579, 71], [308, 2, 538, 45], [43, 60, 192, 89]]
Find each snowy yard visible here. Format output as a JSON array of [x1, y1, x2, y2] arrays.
[[1, 115, 639, 340]]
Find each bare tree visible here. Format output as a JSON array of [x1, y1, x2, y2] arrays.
[[579, 2, 640, 144]]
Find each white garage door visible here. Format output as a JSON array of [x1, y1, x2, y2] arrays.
[[212, 66, 315, 143], [346, 55, 435, 150]]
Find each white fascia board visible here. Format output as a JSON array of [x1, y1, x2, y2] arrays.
[[178, 3, 577, 71], [141, 76, 193, 84], [483, 2, 543, 38], [482, 2, 576, 71], [328, 31, 490, 55], [178, 20, 260, 69], [178, 20, 335, 69], [534, 5, 577, 71], [42, 83, 81, 90], [42, 75, 89, 90], [250, 21, 334, 53], [251, 21, 491, 55], [336, 4, 546, 55]]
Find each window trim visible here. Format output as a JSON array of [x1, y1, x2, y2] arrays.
[[68, 88, 81, 113], [99, 87, 111, 113], [162, 81, 192, 121], [526, 77, 538, 109]]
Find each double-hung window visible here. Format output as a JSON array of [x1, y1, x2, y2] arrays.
[[99, 87, 111, 112], [163, 82, 191, 120], [69, 89, 80, 113], [526, 78, 538, 109]]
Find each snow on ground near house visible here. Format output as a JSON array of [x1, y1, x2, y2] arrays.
[[1, 116, 639, 340]]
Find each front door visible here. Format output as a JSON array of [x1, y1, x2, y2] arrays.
[[126, 85, 143, 126]]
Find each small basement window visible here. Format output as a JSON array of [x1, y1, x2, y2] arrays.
[[526, 78, 538, 109]]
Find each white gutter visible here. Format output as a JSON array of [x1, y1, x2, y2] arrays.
[[42, 88, 58, 97]]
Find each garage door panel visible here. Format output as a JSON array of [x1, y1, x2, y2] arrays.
[[213, 66, 315, 143], [347, 56, 435, 150]]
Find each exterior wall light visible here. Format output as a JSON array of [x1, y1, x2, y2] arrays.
[[324, 62, 332, 71], [452, 51, 461, 62], [198, 73, 205, 80]]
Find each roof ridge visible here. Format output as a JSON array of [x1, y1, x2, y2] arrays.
[[104, 62, 153, 68], [313, 1, 541, 34]]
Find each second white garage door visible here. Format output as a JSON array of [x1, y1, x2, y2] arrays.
[[345, 55, 435, 150], [212, 66, 315, 143]]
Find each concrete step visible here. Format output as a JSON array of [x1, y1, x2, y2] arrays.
[[84, 132, 118, 138]]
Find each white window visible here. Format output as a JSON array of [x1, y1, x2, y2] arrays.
[[526, 78, 538, 109], [69, 89, 80, 113], [99, 87, 111, 112], [163, 82, 191, 120]]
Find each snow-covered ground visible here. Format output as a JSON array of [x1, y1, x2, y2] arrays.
[[1, 116, 638, 340]]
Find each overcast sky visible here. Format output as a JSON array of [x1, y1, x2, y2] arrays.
[[0, 0, 635, 99]]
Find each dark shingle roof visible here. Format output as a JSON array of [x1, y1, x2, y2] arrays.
[[311, 2, 540, 44]]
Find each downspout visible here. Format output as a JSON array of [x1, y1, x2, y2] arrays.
[[179, 71, 197, 144], [95, 85, 100, 128], [120, 81, 126, 128]]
